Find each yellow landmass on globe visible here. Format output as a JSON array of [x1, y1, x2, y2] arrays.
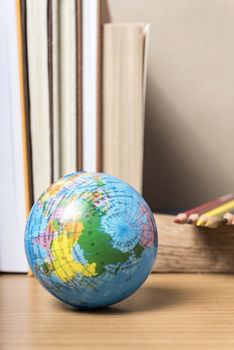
[[50, 221, 97, 282]]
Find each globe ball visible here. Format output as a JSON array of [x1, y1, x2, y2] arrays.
[[25, 172, 157, 309]]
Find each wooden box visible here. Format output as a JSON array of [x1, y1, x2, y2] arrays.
[[153, 214, 234, 273]]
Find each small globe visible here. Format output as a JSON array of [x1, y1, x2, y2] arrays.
[[25, 172, 157, 309]]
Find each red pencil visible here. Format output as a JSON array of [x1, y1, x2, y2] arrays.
[[174, 194, 234, 224]]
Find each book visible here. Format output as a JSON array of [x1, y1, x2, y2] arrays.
[[25, 0, 83, 198], [48, 0, 83, 180], [106, 0, 234, 213], [0, 0, 101, 273], [48, 0, 60, 181], [0, 0, 29, 272], [19, 0, 34, 207], [82, 0, 102, 172], [76, 0, 83, 171], [26, 0, 52, 200], [103, 23, 149, 193], [59, 0, 78, 176]]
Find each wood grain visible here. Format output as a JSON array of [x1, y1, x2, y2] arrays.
[[154, 214, 234, 273], [1, 273, 234, 349]]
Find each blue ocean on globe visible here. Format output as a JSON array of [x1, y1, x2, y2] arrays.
[[25, 172, 158, 309]]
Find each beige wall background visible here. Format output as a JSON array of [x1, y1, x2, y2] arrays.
[[105, 0, 234, 212]]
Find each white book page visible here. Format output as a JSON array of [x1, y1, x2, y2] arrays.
[[59, 0, 77, 176], [0, 0, 28, 272], [82, 0, 98, 172], [26, 0, 51, 200]]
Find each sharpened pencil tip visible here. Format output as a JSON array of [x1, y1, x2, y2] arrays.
[[174, 213, 187, 224], [205, 223, 219, 229], [196, 221, 207, 227]]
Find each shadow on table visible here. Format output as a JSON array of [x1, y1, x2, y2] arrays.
[[53, 283, 189, 315]]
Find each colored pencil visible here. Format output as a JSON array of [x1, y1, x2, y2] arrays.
[[187, 213, 199, 224], [174, 194, 234, 224], [196, 200, 234, 227], [222, 212, 234, 225], [205, 217, 220, 229]]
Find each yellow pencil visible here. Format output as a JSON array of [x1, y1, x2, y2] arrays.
[[196, 200, 234, 227]]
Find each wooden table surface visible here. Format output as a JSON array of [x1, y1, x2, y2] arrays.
[[1, 273, 234, 350]]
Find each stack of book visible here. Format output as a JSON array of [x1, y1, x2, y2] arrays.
[[0, 0, 149, 271]]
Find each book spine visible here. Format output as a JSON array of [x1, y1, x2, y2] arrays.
[[16, 0, 33, 212], [76, 0, 83, 171], [103, 24, 149, 193]]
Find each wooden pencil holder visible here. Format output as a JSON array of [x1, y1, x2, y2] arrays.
[[153, 214, 234, 273]]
